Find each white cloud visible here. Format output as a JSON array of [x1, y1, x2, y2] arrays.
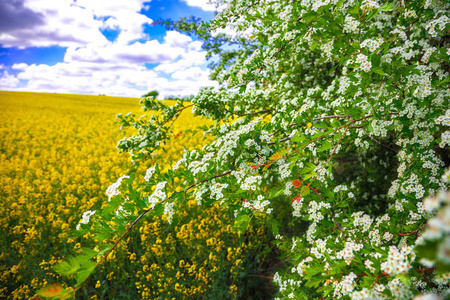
[[4, 30, 217, 98], [0, 71, 20, 89], [181, 0, 222, 12], [0, 1, 218, 97], [154, 50, 207, 74], [6, 59, 216, 98], [0, 0, 153, 48], [64, 40, 185, 64], [164, 31, 193, 48], [171, 67, 208, 80]]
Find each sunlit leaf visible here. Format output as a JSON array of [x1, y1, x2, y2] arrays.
[[36, 284, 69, 298], [269, 153, 281, 161]]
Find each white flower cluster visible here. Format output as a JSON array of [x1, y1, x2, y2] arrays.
[[76, 210, 96, 230], [106, 175, 130, 201], [435, 109, 450, 127], [426, 15, 450, 37], [243, 195, 271, 213], [310, 238, 329, 259], [371, 119, 392, 137], [380, 246, 413, 276], [314, 165, 327, 182], [343, 15, 360, 34], [440, 131, 450, 149], [400, 173, 425, 199], [403, 9, 417, 19], [411, 73, 433, 98], [240, 175, 261, 191], [277, 4, 292, 21], [260, 130, 271, 142], [360, 38, 383, 52], [336, 241, 363, 264], [350, 285, 388, 300], [188, 152, 215, 176], [421, 47, 436, 63], [333, 272, 357, 298], [418, 190, 450, 260], [279, 163, 291, 179], [296, 256, 313, 276], [194, 185, 208, 205], [268, 33, 281, 45], [144, 166, 156, 182], [361, 0, 379, 10], [388, 278, 414, 299], [354, 137, 370, 149], [115, 204, 131, 218], [334, 185, 348, 193], [311, 0, 333, 11], [213, 117, 261, 162], [210, 181, 228, 201], [351, 211, 373, 232], [383, 231, 393, 241], [292, 197, 303, 217], [321, 40, 334, 60], [147, 181, 167, 208], [172, 157, 186, 171], [355, 53, 372, 72], [164, 202, 174, 224]]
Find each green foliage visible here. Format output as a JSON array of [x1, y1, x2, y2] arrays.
[[142, 90, 159, 99]]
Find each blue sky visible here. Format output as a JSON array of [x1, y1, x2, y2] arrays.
[[0, 0, 219, 98]]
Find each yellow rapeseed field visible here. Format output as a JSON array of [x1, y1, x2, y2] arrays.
[[0, 91, 271, 299]]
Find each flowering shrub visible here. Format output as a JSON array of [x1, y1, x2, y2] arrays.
[[41, 0, 450, 299]]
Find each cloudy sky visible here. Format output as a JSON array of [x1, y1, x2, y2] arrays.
[[0, 0, 219, 98]]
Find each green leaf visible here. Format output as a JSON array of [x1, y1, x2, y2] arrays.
[[292, 134, 305, 143], [269, 187, 286, 199], [395, 274, 411, 287], [152, 202, 165, 216], [300, 162, 317, 175], [303, 172, 314, 181], [272, 219, 280, 236], [300, 186, 311, 197], [372, 67, 386, 75], [318, 140, 333, 152], [53, 260, 78, 277], [337, 201, 348, 208], [234, 214, 251, 233], [348, 4, 360, 16], [363, 274, 375, 286], [302, 11, 319, 21], [365, 9, 379, 22], [379, 3, 395, 11], [75, 261, 97, 287]]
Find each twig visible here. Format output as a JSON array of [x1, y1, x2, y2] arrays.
[[330, 209, 346, 240], [398, 229, 419, 236], [245, 109, 271, 116], [362, 129, 398, 153]]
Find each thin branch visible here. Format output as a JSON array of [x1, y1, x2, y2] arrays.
[[362, 129, 398, 154], [330, 209, 346, 240], [245, 109, 271, 116], [315, 114, 351, 120], [397, 229, 419, 236]]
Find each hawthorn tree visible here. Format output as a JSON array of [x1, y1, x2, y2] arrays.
[[40, 0, 450, 299]]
